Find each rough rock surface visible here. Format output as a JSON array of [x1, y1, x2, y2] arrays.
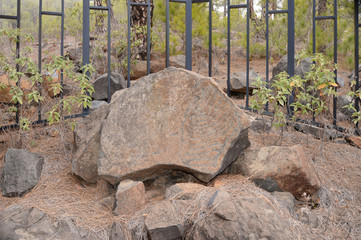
[[72, 104, 110, 183], [114, 179, 146, 215], [99, 67, 250, 184], [240, 145, 321, 198], [189, 189, 295, 240], [229, 70, 264, 93], [91, 73, 126, 101], [272, 54, 312, 80], [345, 135, 361, 148], [0, 206, 84, 240], [145, 201, 184, 240], [1, 148, 44, 197]]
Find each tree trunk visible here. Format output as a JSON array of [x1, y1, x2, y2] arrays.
[[130, 0, 154, 60], [94, 0, 106, 34]]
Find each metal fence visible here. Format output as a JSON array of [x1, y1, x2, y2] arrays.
[[0, 0, 360, 131]]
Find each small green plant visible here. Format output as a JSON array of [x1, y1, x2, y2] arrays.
[[251, 52, 337, 132], [343, 80, 361, 125], [0, 29, 94, 146]]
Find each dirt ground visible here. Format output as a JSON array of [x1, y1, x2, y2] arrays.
[[0, 46, 360, 239], [0, 106, 360, 239]]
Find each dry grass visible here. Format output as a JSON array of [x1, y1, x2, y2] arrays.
[[0, 109, 361, 239]]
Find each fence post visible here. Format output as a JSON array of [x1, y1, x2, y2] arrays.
[[287, 0, 295, 115], [82, 0, 90, 113]]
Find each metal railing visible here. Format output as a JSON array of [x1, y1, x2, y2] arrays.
[[127, 0, 151, 87], [0, 0, 21, 129], [312, 0, 337, 125], [166, 0, 212, 76]]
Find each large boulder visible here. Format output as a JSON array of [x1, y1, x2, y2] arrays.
[[1, 148, 44, 197], [91, 73, 126, 101], [189, 189, 295, 240], [272, 54, 312, 80], [72, 104, 110, 183], [239, 145, 321, 199], [98, 67, 251, 184], [229, 70, 264, 93]]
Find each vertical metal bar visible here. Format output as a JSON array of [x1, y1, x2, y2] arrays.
[[355, 0, 360, 127], [265, 0, 269, 112], [61, 0, 64, 110], [15, 0, 21, 125], [287, 0, 295, 115], [82, 0, 90, 113], [185, 0, 192, 70], [227, 0, 230, 97], [312, 0, 316, 123], [246, 0, 250, 109], [127, 0, 131, 88], [312, 0, 316, 54], [147, 0, 151, 75], [333, 0, 337, 126], [166, 0, 169, 68], [107, 0, 111, 102], [208, 0, 212, 77], [38, 0, 42, 122]]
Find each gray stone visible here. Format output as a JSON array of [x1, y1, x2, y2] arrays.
[[1, 148, 44, 197], [98, 67, 251, 184], [272, 54, 312, 80], [294, 123, 344, 140], [337, 76, 345, 88], [72, 104, 110, 183], [91, 100, 108, 110], [337, 94, 355, 119], [91, 73, 126, 101], [230, 70, 264, 93], [253, 177, 282, 192], [145, 201, 184, 240]]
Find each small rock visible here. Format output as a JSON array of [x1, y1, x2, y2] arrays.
[[91, 73, 126, 101], [337, 94, 355, 119], [272, 54, 312, 80], [145, 201, 184, 240], [229, 70, 264, 93], [240, 145, 321, 199], [114, 180, 146, 215], [91, 100, 108, 110], [337, 76, 345, 88], [2, 148, 44, 197], [253, 177, 282, 192]]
